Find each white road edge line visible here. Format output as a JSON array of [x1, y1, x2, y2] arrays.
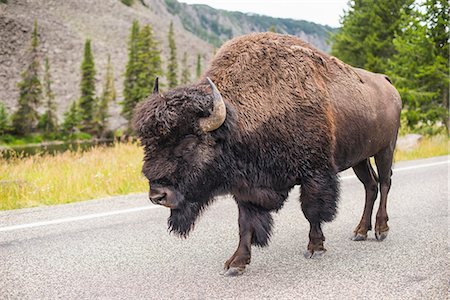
[[0, 205, 160, 232], [340, 160, 448, 180], [1, 159, 448, 232]]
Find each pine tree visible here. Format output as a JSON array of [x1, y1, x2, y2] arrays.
[[39, 57, 58, 134], [268, 25, 277, 33], [387, 0, 449, 132], [121, 0, 134, 6], [122, 20, 140, 122], [331, 0, 414, 73], [121, 21, 161, 124], [180, 52, 191, 85], [78, 39, 96, 133], [196, 54, 202, 79], [167, 21, 178, 88], [62, 101, 81, 135], [95, 54, 116, 136], [136, 24, 162, 100], [0, 102, 10, 135], [12, 19, 42, 136], [425, 0, 449, 130]]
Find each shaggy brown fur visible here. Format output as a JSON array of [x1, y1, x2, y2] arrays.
[[133, 32, 401, 276]]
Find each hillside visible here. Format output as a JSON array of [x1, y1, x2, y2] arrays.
[[0, 0, 335, 128], [0, 0, 217, 128], [165, 0, 335, 51]]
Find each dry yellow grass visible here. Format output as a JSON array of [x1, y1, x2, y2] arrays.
[[0, 135, 448, 210], [0, 142, 147, 210], [394, 135, 449, 161]]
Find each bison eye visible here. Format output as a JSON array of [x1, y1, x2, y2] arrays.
[[153, 178, 172, 187], [174, 135, 198, 158]]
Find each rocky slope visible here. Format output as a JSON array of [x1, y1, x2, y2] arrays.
[[0, 0, 335, 128], [0, 0, 216, 128]]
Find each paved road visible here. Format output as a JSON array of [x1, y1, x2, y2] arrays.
[[1, 156, 448, 299]]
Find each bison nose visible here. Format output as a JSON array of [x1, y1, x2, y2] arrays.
[[149, 192, 167, 205], [149, 185, 179, 208]]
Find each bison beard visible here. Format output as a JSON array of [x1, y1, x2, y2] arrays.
[[167, 187, 218, 237], [168, 202, 202, 238]]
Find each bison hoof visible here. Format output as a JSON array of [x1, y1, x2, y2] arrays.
[[304, 249, 326, 259], [375, 230, 389, 241], [351, 233, 368, 241], [222, 266, 245, 277]]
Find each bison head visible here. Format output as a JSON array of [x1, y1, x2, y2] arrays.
[[133, 78, 233, 237]]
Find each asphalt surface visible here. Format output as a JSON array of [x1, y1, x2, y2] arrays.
[[0, 156, 448, 299]]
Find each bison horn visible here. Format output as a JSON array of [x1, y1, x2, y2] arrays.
[[153, 77, 159, 94], [199, 77, 227, 132]]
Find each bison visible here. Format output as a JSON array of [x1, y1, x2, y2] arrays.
[[133, 32, 401, 276]]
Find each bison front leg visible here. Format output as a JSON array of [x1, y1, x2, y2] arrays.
[[223, 201, 273, 276], [300, 173, 339, 258]]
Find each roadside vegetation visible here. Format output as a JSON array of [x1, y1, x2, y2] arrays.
[[1, 135, 448, 210], [394, 135, 449, 161], [0, 142, 147, 210]]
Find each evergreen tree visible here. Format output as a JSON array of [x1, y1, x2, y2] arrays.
[[196, 54, 202, 79], [121, 0, 134, 6], [331, 0, 413, 73], [122, 21, 161, 123], [268, 25, 277, 33], [0, 102, 10, 135], [180, 52, 191, 85], [62, 101, 81, 135], [78, 39, 96, 133], [136, 24, 162, 100], [95, 54, 116, 136], [387, 0, 449, 132], [39, 57, 58, 134], [122, 20, 140, 122], [167, 21, 178, 88], [12, 19, 42, 136]]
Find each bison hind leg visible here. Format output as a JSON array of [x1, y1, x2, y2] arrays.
[[351, 159, 379, 241], [373, 144, 396, 241]]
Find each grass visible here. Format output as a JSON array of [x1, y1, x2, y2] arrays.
[[394, 135, 449, 161], [0, 132, 93, 146], [0, 142, 147, 210], [0, 135, 448, 210]]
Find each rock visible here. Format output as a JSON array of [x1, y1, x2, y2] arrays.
[[396, 134, 423, 151]]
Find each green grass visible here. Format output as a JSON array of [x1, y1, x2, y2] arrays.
[[0, 132, 93, 146], [0, 135, 448, 210]]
